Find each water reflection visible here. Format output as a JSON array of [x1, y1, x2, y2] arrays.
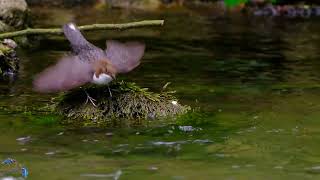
[[0, 6, 320, 180]]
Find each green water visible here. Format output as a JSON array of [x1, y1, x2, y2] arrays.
[[1, 6, 320, 180]]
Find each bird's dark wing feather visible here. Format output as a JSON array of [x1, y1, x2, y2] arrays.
[[105, 40, 145, 73], [63, 23, 97, 54], [33, 56, 93, 93]]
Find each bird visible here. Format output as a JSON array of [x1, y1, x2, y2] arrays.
[[33, 23, 145, 106]]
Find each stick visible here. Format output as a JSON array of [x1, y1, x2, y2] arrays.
[[0, 20, 164, 39]]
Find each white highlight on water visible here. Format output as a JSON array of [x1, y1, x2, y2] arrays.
[[81, 170, 122, 180], [1, 177, 24, 180]]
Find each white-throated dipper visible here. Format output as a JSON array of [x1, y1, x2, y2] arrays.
[[33, 23, 145, 105]]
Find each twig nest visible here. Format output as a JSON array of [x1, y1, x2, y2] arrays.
[[55, 81, 190, 128], [0, 39, 19, 79]]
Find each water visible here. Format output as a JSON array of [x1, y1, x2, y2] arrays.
[[1, 6, 320, 180]]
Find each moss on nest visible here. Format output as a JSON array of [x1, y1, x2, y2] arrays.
[[0, 40, 19, 78], [55, 81, 190, 128], [0, 43, 12, 54]]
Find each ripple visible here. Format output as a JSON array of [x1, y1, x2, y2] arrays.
[[81, 170, 122, 179]]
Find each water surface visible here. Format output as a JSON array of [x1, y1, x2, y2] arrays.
[[1, 6, 320, 180]]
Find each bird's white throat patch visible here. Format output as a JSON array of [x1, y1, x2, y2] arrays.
[[92, 73, 113, 85]]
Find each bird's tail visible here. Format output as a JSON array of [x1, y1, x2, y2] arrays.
[[63, 23, 92, 52]]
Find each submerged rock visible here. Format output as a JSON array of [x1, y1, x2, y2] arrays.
[[55, 81, 190, 128], [183, 0, 320, 18], [244, 2, 320, 18], [0, 39, 19, 79], [26, 0, 99, 7], [106, 0, 186, 10], [0, 0, 30, 33], [106, 0, 162, 10]]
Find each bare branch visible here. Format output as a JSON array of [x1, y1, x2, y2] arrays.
[[0, 20, 164, 39]]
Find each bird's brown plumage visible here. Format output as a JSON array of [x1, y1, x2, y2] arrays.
[[93, 59, 117, 79]]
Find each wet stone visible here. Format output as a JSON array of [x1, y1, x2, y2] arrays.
[[45, 151, 55, 155], [231, 165, 240, 169], [148, 166, 159, 171], [0, 0, 30, 32], [0, 177, 25, 180], [274, 166, 283, 169], [16, 136, 31, 145], [192, 139, 212, 144], [80, 170, 122, 179], [247, 4, 320, 18], [178, 126, 200, 132], [105, 132, 114, 136], [306, 166, 320, 174], [26, 0, 97, 7], [245, 164, 255, 168]]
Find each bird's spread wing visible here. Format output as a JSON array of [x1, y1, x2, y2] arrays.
[[33, 56, 93, 93], [105, 40, 145, 73], [63, 23, 97, 54]]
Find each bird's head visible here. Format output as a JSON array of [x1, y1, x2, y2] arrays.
[[93, 59, 117, 80]]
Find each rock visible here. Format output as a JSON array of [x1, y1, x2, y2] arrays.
[[26, 0, 100, 7], [0, 0, 30, 33], [276, 0, 320, 5], [105, 0, 187, 10], [106, 0, 162, 10], [245, 3, 320, 18], [3, 39, 17, 49], [55, 81, 190, 128], [0, 39, 19, 79], [306, 166, 320, 174], [183, 0, 227, 18]]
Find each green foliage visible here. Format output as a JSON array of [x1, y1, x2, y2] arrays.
[[224, 0, 247, 7], [111, 81, 160, 101], [25, 113, 61, 127], [176, 109, 214, 127], [224, 0, 277, 7], [0, 43, 12, 54]]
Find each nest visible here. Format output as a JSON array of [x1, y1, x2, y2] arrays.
[[55, 81, 190, 128]]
